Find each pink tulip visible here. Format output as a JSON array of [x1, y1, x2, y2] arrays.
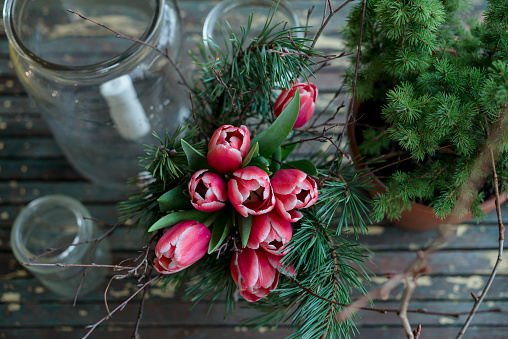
[[274, 82, 318, 129], [188, 169, 227, 212], [247, 210, 292, 255], [271, 169, 319, 222], [207, 125, 250, 173], [266, 252, 297, 277], [153, 220, 211, 274], [228, 166, 275, 217], [230, 248, 280, 302]]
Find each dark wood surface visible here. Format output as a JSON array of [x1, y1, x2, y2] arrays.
[[1, 1, 507, 338]]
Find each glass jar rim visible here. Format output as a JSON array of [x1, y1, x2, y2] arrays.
[[10, 195, 94, 272], [2, 0, 163, 73], [202, 0, 301, 55]]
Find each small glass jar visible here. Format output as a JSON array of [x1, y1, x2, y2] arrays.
[[10, 195, 112, 298], [203, 0, 301, 54], [3, 0, 189, 189]]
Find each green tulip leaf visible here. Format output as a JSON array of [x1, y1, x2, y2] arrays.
[[241, 142, 259, 168], [250, 91, 300, 157], [238, 215, 253, 248], [208, 211, 232, 254], [157, 184, 192, 213], [181, 139, 209, 171], [148, 210, 210, 232], [281, 143, 297, 161], [269, 146, 281, 173], [248, 156, 272, 175], [282, 159, 318, 176]]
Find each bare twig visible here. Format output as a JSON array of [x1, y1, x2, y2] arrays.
[[82, 274, 161, 339], [342, 0, 367, 144], [456, 146, 506, 338], [22, 262, 138, 269], [29, 220, 121, 262], [311, 0, 356, 49], [66, 9, 192, 92], [399, 276, 417, 339], [131, 269, 153, 339]]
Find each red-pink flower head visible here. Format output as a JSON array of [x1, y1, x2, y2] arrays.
[[188, 169, 227, 212], [230, 248, 280, 302], [227, 166, 275, 217], [271, 169, 319, 222], [274, 82, 318, 129], [207, 125, 250, 173], [247, 210, 292, 255], [153, 220, 211, 274]]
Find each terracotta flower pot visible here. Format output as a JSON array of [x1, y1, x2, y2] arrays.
[[347, 101, 507, 231]]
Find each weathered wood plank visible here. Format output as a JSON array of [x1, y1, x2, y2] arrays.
[[1, 222, 506, 253], [3, 275, 508, 303], [0, 326, 506, 339], [0, 137, 63, 157], [0, 204, 121, 228], [1, 300, 507, 327], [0, 328, 293, 339], [356, 222, 508, 251], [0, 159, 81, 180], [0, 182, 130, 204], [1, 326, 508, 339], [0, 96, 38, 115], [367, 250, 508, 275]]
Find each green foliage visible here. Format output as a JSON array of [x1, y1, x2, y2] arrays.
[[120, 3, 374, 338], [117, 126, 203, 231], [245, 215, 371, 339], [190, 4, 319, 135], [344, 0, 508, 222]]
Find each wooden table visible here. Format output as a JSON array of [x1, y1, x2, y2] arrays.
[[1, 1, 507, 338]]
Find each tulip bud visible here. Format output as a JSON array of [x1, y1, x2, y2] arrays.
[[247, 211, 292, 255], [271, 169, 319, 222], [230, 248, 280, 302], [265, 252, 297, 277], [207, 125, 250, 173], [274, 82, 318, 129], [228, 166, 275, 217], [188, 169, 227, 212], [153, 220, 211, 274]]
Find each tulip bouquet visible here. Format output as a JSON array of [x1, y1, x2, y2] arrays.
[[149, 102, 320, 301], [119, 3, 373, 338]]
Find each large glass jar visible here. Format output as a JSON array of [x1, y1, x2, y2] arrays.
[[3, 0, 189, 189]]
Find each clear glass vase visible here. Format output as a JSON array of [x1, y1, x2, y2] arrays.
[[2, 0, 189, 189], [203, 0, 301, 54], [10, 195, 112, 298]]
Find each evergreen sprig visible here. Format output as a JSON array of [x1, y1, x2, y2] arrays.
[[119, 2, 374, 338], [245, 214, 371, 339], [190, 3, 321, 135], [344, 0, 508, 222], [118, 125, 203, 231]]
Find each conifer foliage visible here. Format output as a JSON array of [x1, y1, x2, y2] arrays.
[[120, 3, 373, 338], [344, 0, 508, 221]]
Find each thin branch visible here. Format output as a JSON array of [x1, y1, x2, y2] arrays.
[[66, 9, 192, 92], [456, 146, 505, 338], [399, 275, 417, 339], [29, 221, 121, 262], [82, 274, 162, 339], [286, 273, 504, 319], [342, 0, 367, 144], [22, 263, 138, 270], [311, 0, 356, 49], [131, 269, 153, 339]]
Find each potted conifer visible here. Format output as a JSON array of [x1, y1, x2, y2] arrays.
[[343, 0, 508, 230]]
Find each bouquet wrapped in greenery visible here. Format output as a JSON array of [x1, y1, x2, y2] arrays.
[[119, 3, 373, 338]]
